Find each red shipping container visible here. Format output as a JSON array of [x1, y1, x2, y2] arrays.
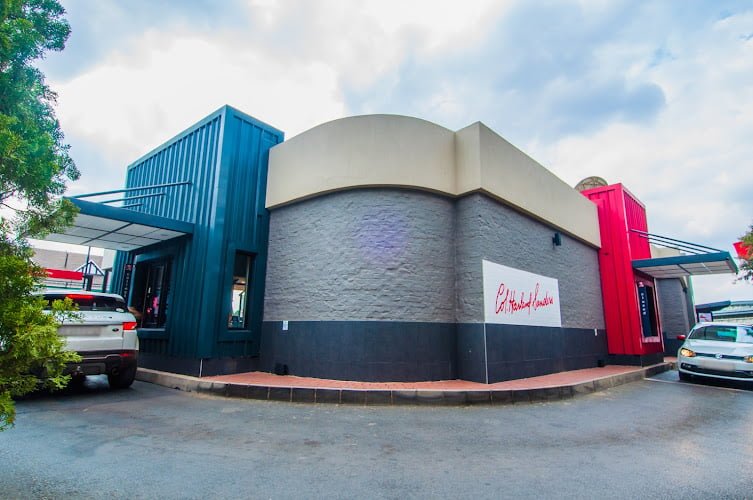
[[581, 184, 663, 360]]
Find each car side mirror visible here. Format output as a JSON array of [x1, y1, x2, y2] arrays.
[[676, 335, 686, 341]]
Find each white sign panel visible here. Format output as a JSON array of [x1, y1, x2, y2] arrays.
[[482, 260, 562, 327]]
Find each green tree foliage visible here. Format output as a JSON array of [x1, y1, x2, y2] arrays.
[[0, 0, 80, 430], [0, 236, 80, 430], [739, 223, 753, 283]]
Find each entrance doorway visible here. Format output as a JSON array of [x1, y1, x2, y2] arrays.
[[636, 281, 659, 338], [138, 260, 171, 328]]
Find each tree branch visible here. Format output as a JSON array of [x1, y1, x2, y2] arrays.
[[0, 203, 25, 214]]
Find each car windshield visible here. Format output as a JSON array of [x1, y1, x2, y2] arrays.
[[41, 293, 127, 312], [688, 325, 753, 343]]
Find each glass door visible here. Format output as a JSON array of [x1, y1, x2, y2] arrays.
[[141, 261, 170, 328], [637, 281, 659, 338]]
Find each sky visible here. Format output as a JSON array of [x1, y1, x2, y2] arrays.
[[31, 0, 753, 304]]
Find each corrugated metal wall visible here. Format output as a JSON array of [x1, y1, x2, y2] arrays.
[[210, 113, 281, 355], [585, 185, 639, 355], [111, 106, 283, 363], [582, 183, 663, 358], [127, 115, 221, 223], [623, 188, 650, 260]]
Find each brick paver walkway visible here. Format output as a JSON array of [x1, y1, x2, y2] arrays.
[[206, 365, 652, 391]]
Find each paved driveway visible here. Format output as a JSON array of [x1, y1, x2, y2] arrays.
[[1, 372, 752, 499]]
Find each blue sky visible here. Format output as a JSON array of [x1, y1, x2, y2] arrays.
[[35, 0, 753, 303]]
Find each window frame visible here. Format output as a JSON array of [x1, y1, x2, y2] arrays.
[[227, 252, 254, 331], [130, 257, 173, 334]]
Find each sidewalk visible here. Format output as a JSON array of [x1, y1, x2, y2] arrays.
[[136, 358, 676, 406]]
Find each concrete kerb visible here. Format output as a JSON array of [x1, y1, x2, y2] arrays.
[[136, 368, 228, 397], [136, 362, 673, 406]]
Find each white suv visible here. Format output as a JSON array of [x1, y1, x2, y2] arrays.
[[38, 290, 139, 389]]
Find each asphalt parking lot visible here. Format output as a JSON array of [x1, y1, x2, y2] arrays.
[[1, 371, 752, 499]]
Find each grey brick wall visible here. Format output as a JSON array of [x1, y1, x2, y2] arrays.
[[264, 189, 456, 322], [455, 194, 605, 329], [656, 278, 691, 337], [264, 188, 604, 330]]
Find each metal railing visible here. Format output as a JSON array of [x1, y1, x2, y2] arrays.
[[630, 229, 722, 255]]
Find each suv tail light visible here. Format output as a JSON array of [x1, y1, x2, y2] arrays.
[[122, 321, 137, 332]]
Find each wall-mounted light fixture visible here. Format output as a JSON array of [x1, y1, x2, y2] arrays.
[[552, 232, 562, 246]]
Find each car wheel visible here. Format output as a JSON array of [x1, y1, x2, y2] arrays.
[[678, 371, 693, 382], [108, 365, 137, 389]]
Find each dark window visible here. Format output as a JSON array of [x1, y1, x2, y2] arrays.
[[688, 326, 705, 340], [690, 325, 750, 342], [228, 253, 253, 329], [637, 283, 659, 338], [42, 293, 126, 312], [140, 260, 171, 328], [708, 325, 739, 341]]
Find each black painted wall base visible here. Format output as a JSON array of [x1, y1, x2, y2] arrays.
[[260, 321, 609, 383], [607, 352, 664, 367], [457, 324, 609, 383], [663, 337, 683, 357], [138, 352, 260, 377], [139, 323, 658, 381], [260, 321, 456, 382]]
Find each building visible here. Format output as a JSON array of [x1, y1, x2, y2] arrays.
[[695, 301, 753, 325], [32, 247, 107, 291], [42, 105, 738, 381], [651, 247, 696, 355], [260, 115, 605, 382]]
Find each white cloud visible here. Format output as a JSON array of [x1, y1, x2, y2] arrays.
[[692, 274, 751, 304], [534, 8, 753, 254], [519, 7, 753, 302], [51, 0, 510, 194], [53, 35, 345, 172]]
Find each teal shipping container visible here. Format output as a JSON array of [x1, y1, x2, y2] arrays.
[[110, 105, 284, 375]]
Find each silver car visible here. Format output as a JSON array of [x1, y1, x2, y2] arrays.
[[37, 290, 139, 389], [677, 322, 753, 383]]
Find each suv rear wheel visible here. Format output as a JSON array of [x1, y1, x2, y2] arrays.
[[108, 364, 137, 389]]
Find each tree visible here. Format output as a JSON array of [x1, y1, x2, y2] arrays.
[[738, 223, 753, 283], [0, 0, 80, 430]]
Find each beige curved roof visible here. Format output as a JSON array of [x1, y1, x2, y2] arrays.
[[267, 114, 601, 247]]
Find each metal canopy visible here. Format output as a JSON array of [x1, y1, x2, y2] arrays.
[[43, 198, 194, 251], [632, 252, 738, 279]]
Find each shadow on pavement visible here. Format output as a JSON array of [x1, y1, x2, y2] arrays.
[[15, 374, 120, 402]]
